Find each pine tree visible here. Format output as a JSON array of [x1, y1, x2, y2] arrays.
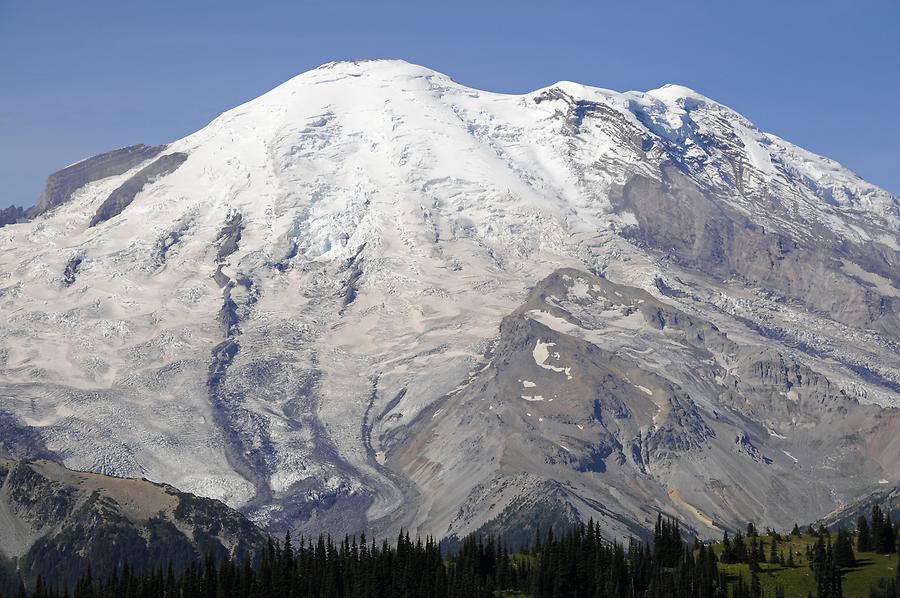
[[751, 566, 762, 598], [748, 534, 759, 572], [874, 506, 886, 552], [734, 531, 747, 564], [884, 515, 896, 554], [812, 534, 826, 575], [732, 574, 749, 598], [721, 530, 734, 564], [835, 528, 856, 568], [859, 514, 872, 552]]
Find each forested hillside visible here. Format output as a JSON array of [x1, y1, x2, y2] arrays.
[[3, 511, 899, 598]]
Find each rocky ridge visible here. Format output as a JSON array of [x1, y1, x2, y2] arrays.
[[0, 457, 264, 590]]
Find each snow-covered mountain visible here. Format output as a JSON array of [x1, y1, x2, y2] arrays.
[[1, 59, 899, 542]]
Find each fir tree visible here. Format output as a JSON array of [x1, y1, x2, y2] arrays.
[[721, 530, 734, 564], [750, 566, 762, 598], [859, 514, 872, 552], [835, 528, 856, 568], [883, 515, 896, 554], [873, 506, 886, 552]]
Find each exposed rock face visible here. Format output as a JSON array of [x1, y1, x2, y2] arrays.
[[27, 144, 165, 219], [391, 269, 900, 541], [615, 168, 900, 336], [62, 254, 83, 286], [0, 206, 26, 229], [0, 60, 897, 543], [0, 458, 264, 590], [819, 482, 900, 532], [89, 152, 189, 226]]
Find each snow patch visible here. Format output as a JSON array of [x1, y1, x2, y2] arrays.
[[766, 427, 788, 440], [532, 340, 573, 379]]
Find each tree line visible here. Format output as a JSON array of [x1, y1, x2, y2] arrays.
[[856, 505, 897, 555], [6, 516, 723, 598], [4, 512, 900, 598]]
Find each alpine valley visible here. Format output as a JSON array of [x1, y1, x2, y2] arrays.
[[2, 59, 899, 555]]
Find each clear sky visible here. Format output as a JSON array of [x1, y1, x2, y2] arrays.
[[1, 0, 898, 209]]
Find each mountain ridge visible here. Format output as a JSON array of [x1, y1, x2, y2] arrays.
[[0, 457, 265, 591]]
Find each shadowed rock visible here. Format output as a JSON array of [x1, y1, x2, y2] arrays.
[[89, 152, 188, 227], [28, 144, 165, 219], [613, 167, 900, 336], [216, 212, 244, 261], [0, 205, 26, 229], [62, 255, 83, 286]]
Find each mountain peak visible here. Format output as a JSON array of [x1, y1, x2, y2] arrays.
[[315, 57, 416, 69], [301, 58, 445, 82], [1, 59, 898, 547], [645, 82, 708, 103]]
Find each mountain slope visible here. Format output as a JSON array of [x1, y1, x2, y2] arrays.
[[0, 458, 264, 591], [397, 268, 900, 542], [0, 59, 897, 541]]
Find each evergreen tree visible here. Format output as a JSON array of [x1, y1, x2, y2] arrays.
[[750, 566, 762, 598], [732, 575, 749, 598], [748, 534, 759, 573], [757, 535, 767, 564], [859, 514, 872, 552], [873, 506, 886, 552], [883, 515, 896, 554], [721, 530, 734, 564], [835, 528, 856, 568], [734, 531, 747, 564]]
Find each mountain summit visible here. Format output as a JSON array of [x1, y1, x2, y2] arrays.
[[1, 60, 898, 542]]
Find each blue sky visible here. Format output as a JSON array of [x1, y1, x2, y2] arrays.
[[1, 0, 898, 208]]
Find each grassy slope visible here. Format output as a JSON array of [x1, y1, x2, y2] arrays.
[[709, 532, 897, 597], [495, 532, 897, 597]]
